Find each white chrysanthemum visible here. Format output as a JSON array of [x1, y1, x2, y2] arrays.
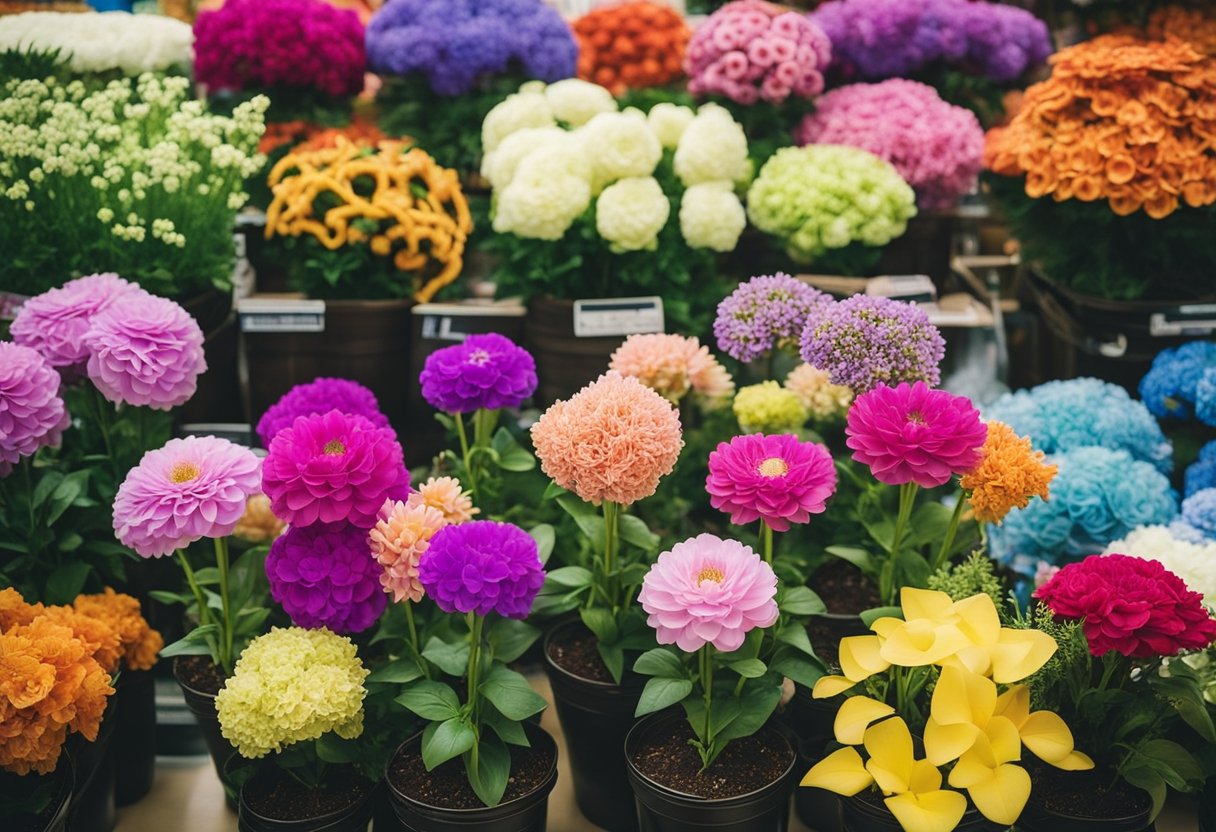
[[544, 79, 618, 127], [480, 126, 568, 190], [673, 104, 750, 187], [679, 180, 746, 252], [482, 88, 555, 154], [647, 103, 696, 150], [1105, 525, 1216, 606], [578, 111, 662, 190], [494, 139, 592, 241], [0, 12, 193, 75], [595, 176, 670, 251]]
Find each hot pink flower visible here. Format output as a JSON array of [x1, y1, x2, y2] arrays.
[[846, 382, 987, 488], [706, 434, 837, 532], [639, 534, 778, 653]]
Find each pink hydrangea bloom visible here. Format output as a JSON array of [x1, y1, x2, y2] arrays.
[[369, 499, 446, 603], [706, 433, 837, 532], [0, 343, 69, 477], [846, 382, 987, 488], [639, 533, 778, 652], [113, 436, 262, 558]]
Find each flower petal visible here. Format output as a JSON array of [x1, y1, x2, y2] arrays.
[[840, 635, 890, 682], [834, 696, 895, 745], [901, 587, 956, 622], [990, 628, 1058, 683], [924, 718, 980, 766], [1053, 750, 1096, 771], [801, 746, 874, 795], [884, 790, 968, 832], [1019, 710, 1080, 764], [864, 716, 914, 795], [965, 763, 1031, 825], [813, 675, 857, 699]]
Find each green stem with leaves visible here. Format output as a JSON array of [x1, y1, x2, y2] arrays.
[[602, 501, 620, 613], [214, 536, 234, 673], [881, 482, 918, 602], [698, 645, 715, 771], [404, 603, 430, 679], [177, 549, 219, 662], [466, 613, 486, 725], [931, 492, 969, 573], [454, 412, 477, 499]]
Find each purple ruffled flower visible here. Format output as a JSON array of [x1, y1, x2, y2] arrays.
[[419, 333, 538, 414], [0, 343, 69, 477], [83, 291, 207, 411], [800, 294, 945, 393], [266, 523, 387, 633], [256, 378, 391, 447], [365, 0, 577, 96], [418, 521, 544, 619], [713, 274, 835, 363]]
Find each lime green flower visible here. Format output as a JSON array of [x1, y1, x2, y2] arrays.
[[733, 381, 809, 434]]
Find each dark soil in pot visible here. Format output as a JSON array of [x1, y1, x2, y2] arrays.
[[239, 764, 376, 831], [630, 718, 792, 799], [175, 654, 227, 695], [807, 561, 880, 668], [546, 621, 615, 684], [1021, 764, 1155, 832]]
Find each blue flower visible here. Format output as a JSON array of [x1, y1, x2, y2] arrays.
[[1181, 488, 1216, 540], [1138, 341, 1216, 421], [1184, 441, 1216, 497]]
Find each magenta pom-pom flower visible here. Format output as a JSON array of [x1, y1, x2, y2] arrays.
[[10, 273, 142, 378], [1036, 554, 1216, 658], [83, 291, 207, 411], [112, 436, 262, 558], [256, 377, 391, 447], [706, 433, 837, 532], [418, 521, 544, 620], [639, 534, 778, 653], [0, 343, 70, 477], [266, 522, 388, 633], [261, 410, 410, 529], [419, 333, 538, 414], [846, 382, 987, 489]]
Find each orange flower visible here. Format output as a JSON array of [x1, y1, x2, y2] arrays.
[[38, 605, 123, 675], [73, 589, 164, 673], [1148, 6, 1216, 57], [960, 421, 1057, 524], [0, 587, 41, 632], [233, 493, 286, 544], [573, 1, 689, 95]]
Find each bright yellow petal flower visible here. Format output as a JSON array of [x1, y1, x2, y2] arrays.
[[949, 594, 1001, 647], [989, 629, 1058, 683], [1054, 750, 1096, 771], [901, 587, 956, 621], [993, 684, 1030, 727], [908, 759, 944, 793], [801, 746, 874, 795], [880, 618, 972, 668], [931, 666, 996, 728], [984, 715, 1023, 764], [964, 763, 1031, 825], [884, 790, 968, 832], [1018, 711, 1082, 765], [835, 696, 896, 745], [813, 674, 858, 699], [840, 635, 891, 682], [864, 716, 914, 795], [924, 719, 981, 767], [871, 616, 904, 639]]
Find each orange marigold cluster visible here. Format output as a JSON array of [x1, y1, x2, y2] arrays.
[[1147, 6, 1216, 57], [960, 421, 1057, 525], [259, 119, 387, 156], [984, 35, 1216, 219], [73, 589, 163, 672], [574, 1, 689, 95]]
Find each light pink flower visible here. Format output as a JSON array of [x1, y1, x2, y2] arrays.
[[706, 433, 837, 532], [369, 499, 446, 603], [609, 334, 734, 404], [405, 476, 478, 526], [639, 533, 778, 653]]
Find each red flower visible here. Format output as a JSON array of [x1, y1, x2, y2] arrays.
[[1035, 554, 1216, 658]]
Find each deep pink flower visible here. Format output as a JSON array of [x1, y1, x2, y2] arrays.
[[639, 534, 778, 653], [0, 343, 69, 477], [261, 410, 409, 529], [846, 382, 987, 488], [706, 433, 837, 532], [1035, 554, 1216, 658], [113, 436, 262, 558]]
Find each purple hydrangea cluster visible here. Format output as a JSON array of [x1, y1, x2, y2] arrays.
[[799, 294, 945, 393], [810, 0, 1052, 84], [714, 274, 835, 363], [0, 343, 69, 477], [419, 333, 538, 415], [266, 523, 388, 633], [256, 378, 391, 447], [365, 0, 578, 96], [418, 521, 544, 619]]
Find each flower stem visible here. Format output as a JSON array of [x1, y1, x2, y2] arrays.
[[699, 645, 715, 771], [931, 492, 968, 573], [466, 613, 486, 725], [889, 482, 917, 558], [603, 500, 619, 612], [761, 520, 774, 565], [454, 412, 477, 499], [177, 549, 219, 665], [404, 603, 429, 679], [214, 536, 234, 673]]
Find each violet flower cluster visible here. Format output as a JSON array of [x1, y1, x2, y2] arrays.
[[713, 273, 834, 363], [256, 378, 391, 448], [685, 0, 831, 105], [194, 0, 366, 98], [365, 0, 577, 96], [810, 0, 1052, 84], [419, 333, 538, 414], [418, 521, 544, 620], [794, 80, 984, 211]]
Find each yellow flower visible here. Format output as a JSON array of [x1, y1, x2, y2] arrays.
[[732, 381, 809, 434], [960, 421, 1056, 524]]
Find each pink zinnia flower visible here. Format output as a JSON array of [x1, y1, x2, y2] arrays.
[[369, 499, 445, 603], [0, 343, 70, 477], [639, 534, 778, 652], [706, 434, 837, 532], [846, 382, 987, 488], [113, 436, 262, 558], [261, 410, 410, 529]]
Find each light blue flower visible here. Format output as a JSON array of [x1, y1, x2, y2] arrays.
[[1181, 488, 1216, 540]]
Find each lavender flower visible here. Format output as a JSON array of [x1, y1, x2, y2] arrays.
[[419, 333, 537, 414], [0, 343, 69, 477], [714, 274, 835, 363], [418, 521, 543, 619], [256, 378, 390, 447], [799, 294, 945, 393]]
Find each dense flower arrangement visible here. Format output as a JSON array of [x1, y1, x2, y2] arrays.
[[784, 364, 853, 422], [732, 381, 808, 434], [369, 499, 445, 604], [407, 476, 478, 526], [420, 521, 544, 620], [685, 0, 831, 105], [0, 343, 68, 477], [1180, 487, 1216, 540], [71, 589, 161, 672], [713, 273, 833, 364], [0, 11, 193, 76], [256, 377, 391, 448], [1147, 5, 1216, 56], [0, 73, 267, 297], [1139, 341, 1216, 424], [194, 0, 365, 99], [573, 1, 688, 94], [609, 333, 734, 406], [1105, 525, 1216, 607], [1185, 441, 1216, 498], [747, 145, 916, 270], [795, 80, 984, 210], [264, 140, 472, 302]]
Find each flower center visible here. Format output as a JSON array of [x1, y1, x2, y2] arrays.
[[323, 440, 346, 455], [758, 457, 789, 477], [907, 411, 925, 425], [168, 461, 200, 484], [697, 566, 725, 585], [467, 349, 491, 367]]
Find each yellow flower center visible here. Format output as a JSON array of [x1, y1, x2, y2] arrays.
[[908, 411, 925, 425], [697, 566, 725, 585], [169, 461, 200, 484], [467, 349, 491, 367], [758, 457, 789, 477], [323, 440, 346, 455]]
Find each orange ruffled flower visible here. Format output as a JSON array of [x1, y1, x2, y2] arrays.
[[1148, 6, 1216, 57], [369, 499, 446, 603], [0, 587, 41, 632], [574, 1, 690, 95], [73, 589, 163, 672], [405, 476, 478, 526], [37, 605, 123, 676], [960, 421, 1057, 524], [609, 333, 735, 405], [984, 34, 1216, 219]]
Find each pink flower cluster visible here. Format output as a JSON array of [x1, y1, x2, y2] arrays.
[[794, 79, 984, 210], [685, 0, 831, 105]]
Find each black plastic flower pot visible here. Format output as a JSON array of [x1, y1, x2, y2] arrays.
[[4, 757, 73, 832], [385, 722, 558, 832], [841, 792, 1004, 832], [1018, 765, 1156, 832], [624, 711, 799, 832], [173, 656, 239, 809], [67, 695, 117, 832], [113, 669, 157, 806], [237, 764, 379, 832], [542, 619, 643, 832]]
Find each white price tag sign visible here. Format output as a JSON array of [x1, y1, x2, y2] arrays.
[[573, 297, 665, 338], [238, 298, 326, 333]]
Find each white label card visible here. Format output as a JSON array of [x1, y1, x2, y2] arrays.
[[237, 298, 326, 333], [573, 297, 665, 338]]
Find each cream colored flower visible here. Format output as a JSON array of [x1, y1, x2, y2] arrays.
[[482, 88, 555, 154], [647, 103, 696, 149], [785, 363, 854, 421], [578, 110, 662, 190], [493, 136, 592, 240], [595, 176, 669, 251], [679, 180, 746, 252], [544, 79, 618, 127], [674, 104, 750, 187], [406, 476, 478, 526]]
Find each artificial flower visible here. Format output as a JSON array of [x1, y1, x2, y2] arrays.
[[595, 176, 670, 251], [580, 110, 662, 188], [647, 102, 695, 149], [0, 343, 69, 477], [419, 333, 538, 414], [369, 499, 445, 603], [672, 104, 750, 187], [256, 377, 390, 448], [574, 1, 688, 94], [543, 79, 617, 127], [733, 382, 809, 435], [0, 11, 193, 75], [72, 589, 163, 672], [481, 86, 557, 155], [266, 523, 388, 634], [679, 181, 748, 253], [960, 421, 1056, 524], [706, 433, 837, 532], [418, 521, 544, 619]]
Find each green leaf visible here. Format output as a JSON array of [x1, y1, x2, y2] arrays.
[[780, 586, 826, 617], [193, 567, 221, 586], [597, 640, 625, 685], [1149, 673, 1216, 743], [712, 680, 783, 746], [422, 637, 471, 677], [45, 561, 90, 604], [771, 648, 826, 688], [491, 427, 535, 472], [31, 470, 63, 511], [544, 566, 593, 589], [396, 681, 461, 721], [860, 606, 904, 627], [57, 532, 83, 553], [825, 546, 876, 575], [580, 607, 619, 644], [479, 664, 547, 721], [618, 514, 660, 553], [316, 734, 359, 764], [422, 718, 475, 771], [148, 590, 189, 606], [635, 676, 693, 717], [233, 607, 270, 636], [727, 659, 768, 679], [368, 658, 424, 684], [1132, 739, 1205, 791], [542, 481, 568, 501], [776, 622, 817, 657], [466, 733, 511, 807], [909, 501, 956, 547], [528, 523, 555, 565], [159, 624, 220, 658], [893, 553, 932, 591], [558, 495, 605, 547], [1121, 763, 1168, 820], [483, 703, 530, 747], [45, 470, 89, 525], [487, 619, 541, 664], [633, 648, 686, 679]]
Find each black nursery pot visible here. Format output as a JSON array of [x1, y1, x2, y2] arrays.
[[542, 619, 643, 832], [788, 688, 843, 832], [67, 695, 118, 832], [173, 657, 239, 808], [385, 722, 558, 832], [624, 711, 799, 832], [114, 669, 157, 806], [841, 793, 1004, 832], [237, 766, 379, 832], [1018, 766, 1156, 832], [6, 758, 73, 832]]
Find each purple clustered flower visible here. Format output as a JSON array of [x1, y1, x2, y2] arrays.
[[266, 523, 388, 633], [799, 294, 945, 393], [0, 343, 69, 477], [256, 378, 391, 447], [714, 273, 835, 363], [810, 0, 1052, 84], [419, 333, 538, 415], [418, 521, 544, 619], [365, 0, 577, 96]]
